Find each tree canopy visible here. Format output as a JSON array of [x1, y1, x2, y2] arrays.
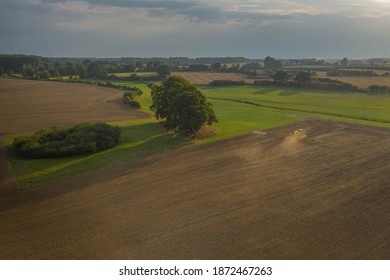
[[273, 70, 288, 83], [340, 58, 348, 66], [156, 64, 171, 78], [150, 76, 217, 135], [295, 72, 312, 85], [264, 56, 282, 69]]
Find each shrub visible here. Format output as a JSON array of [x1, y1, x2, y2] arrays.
[[327, 70, 379, 77], [123, 88, 143, 99], [368, 85, 389, 93], [253, 78, 357, 91], [13, 123, 121, 158], [127, 100, 141, 109], [123, 87, 143, 109]]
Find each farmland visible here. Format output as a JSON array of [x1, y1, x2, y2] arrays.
[[0, 79, 151, 188], [322, 76, 390, 89], [171, 72, 256, 84], [3, 81, 298, 184], [0, 77, 390, 259], [200, 85, 390, 124], [4, 79, 390, 184], [316, 71, 390, 89], [0, 119, 389, 259]]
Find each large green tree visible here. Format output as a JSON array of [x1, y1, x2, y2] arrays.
[[150, 76, 218, 135], [156, 64, 171, 78], [295, 71, 311, 85], [273, 70, 288, 83], [264, 56, 282, 69]]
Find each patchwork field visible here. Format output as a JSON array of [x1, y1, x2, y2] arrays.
[[328, 76, 390, 89], [0, 120, 389, 259], [0, 79, 151, 188], [317, 71, 390, 89], [171, 72, 256, 84], [0, 79, 150, 134], [1, 79, 389, 260]]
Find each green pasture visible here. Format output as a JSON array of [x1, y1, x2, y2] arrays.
[[7, 81, 390, 185], [8, 119, 189, 185], [200, 85, 390, 124]]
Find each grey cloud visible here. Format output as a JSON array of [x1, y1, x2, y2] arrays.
[[90, 0, 226, 22], [1, 0, 390, 58]]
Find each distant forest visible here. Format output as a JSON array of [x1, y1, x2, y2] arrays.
[[0, 54, 265, 79], [1, 54, 389, 82]]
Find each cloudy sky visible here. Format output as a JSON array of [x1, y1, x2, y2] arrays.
[[1, 0, 389, 58]]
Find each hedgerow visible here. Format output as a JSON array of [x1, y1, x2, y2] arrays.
[[13, 123, 121, 158]]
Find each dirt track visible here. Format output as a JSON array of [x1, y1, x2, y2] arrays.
[[0, 118, 389, 259]]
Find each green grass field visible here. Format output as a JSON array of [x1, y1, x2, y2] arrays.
[[200, 85, 390, 123], [8, 119, 190, 185], [8, 80, 390, 185]]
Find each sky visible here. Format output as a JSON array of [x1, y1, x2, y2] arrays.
[[0, 0, 390, 59]]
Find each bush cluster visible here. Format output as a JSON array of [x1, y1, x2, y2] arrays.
[[106, 74, 160, 81], [253, 78, 357, 91], [327, 70, 379, 77], [368, 85, 389, 94], [123, 88, 143, 108], [309, 78, 358, 91], [62, 79, 140, 91], [13, 123, 121, 158]]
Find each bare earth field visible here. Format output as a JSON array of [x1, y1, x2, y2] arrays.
[[317, 71, 390, 89], [0, 118, 389, 259], [330, 76, 390, 89], [172, 72, 256, 85], [0, 79, 150, 134], [0, 79, 151, 188]]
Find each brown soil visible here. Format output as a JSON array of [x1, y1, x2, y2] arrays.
[[0, 79, 150, 134], [0, 79, 151, 189], [331, 76, 390, 89], [316, 71, 390, 89], [171, 72, 256, 85], [0, 117, 389, 259]]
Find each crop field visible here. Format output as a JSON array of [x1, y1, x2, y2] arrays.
[[0, 79, 151, 187], [1, 78, 390, 259], [171, 71, 256, 84], [0, 80, 151, 134], [5, 79, 390, 185], [328, 76, 390, 89], [0, 119, 389, 259], [316, 71, 390, 89]]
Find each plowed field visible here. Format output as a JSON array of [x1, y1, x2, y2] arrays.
[[316, 71, 390, 89], [171, 72, 256, 85], [331, 76, 390, 89], [0, 79, 151, 188], [0, 119, 389, 259]]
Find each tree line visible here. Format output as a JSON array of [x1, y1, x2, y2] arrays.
[[0, 54, 285, 80], [0, 55, 173, 80]]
